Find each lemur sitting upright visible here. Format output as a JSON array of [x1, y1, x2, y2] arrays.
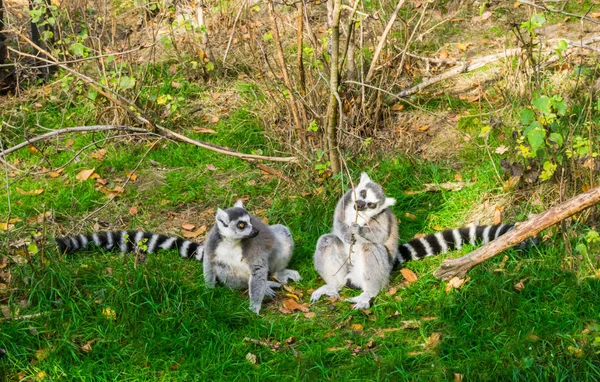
[[310, 172, 398, 309], [202, 200, 301, 314], [56, 200, 301, 314]]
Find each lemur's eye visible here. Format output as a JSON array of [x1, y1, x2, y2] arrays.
[[237, 222, 246, 229], [367, 202, 377, 209]]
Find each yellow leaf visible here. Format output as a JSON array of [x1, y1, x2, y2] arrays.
[[16, 187, 44, 195], [102, 307, 116, 320], [350, 323, 364, 331], [424, 332, 442, 350], [91, 148, 107, 161], [126, 172, 138, 182], [76, 168, 95, 181], [456, 43, 468, 51], [400, 268, 418, 284]]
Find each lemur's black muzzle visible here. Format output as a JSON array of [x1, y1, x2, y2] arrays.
[[354, 200, 366, 211]]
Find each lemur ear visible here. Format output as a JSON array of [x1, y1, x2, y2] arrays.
[[359, 172, 371, 185], [384, 197, 396, 208], [216, 208, 229, 224], [234, 199, 244, 208]]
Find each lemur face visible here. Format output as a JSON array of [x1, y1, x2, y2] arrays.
[[215, 200, 259, 240], [351, 172, 396, 222]]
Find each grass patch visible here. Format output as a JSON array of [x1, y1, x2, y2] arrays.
[[2, 69, 600, 380]]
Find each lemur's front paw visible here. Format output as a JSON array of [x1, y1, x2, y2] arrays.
[[265, 287, 278, 298], [249, 302, 261, 315]]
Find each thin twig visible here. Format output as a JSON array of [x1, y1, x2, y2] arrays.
[[223, 0, 248, 64], [365, 0, 406, 82], [0, 126, 149, 158]]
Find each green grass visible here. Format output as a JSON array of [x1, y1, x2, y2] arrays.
[[2, 66, 600, 381]]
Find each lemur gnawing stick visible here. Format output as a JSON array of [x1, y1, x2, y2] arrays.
[[202, 200, 301, 314], [56, 200, 300, 314], [310, 173, 521, 310], [310, 173, 399, 309]]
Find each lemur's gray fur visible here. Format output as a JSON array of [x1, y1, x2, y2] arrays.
[[203, 200, 301, 314], [310, 173, 398, 309]]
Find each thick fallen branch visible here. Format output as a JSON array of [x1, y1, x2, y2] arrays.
[[396, 35, 600, 98], [433, 186, 600, 281]]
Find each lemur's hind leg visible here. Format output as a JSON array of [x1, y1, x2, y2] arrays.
[[269, 224, 301, 283], [310, 234, 348, 302], [345, 243, 392, 309]]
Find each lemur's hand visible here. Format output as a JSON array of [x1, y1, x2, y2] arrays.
[[348, 223, 360, 236], [343, 232, 356, 245]]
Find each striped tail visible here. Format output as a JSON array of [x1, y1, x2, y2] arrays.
[[55, 230, 204, 261], [397, 224, 514, 264]]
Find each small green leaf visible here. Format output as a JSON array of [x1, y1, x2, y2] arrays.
[[87, 91, 98, 101], [28, 242, 39, 255], [527, 126, 546, 154], [68, 42, 86, 57], [205, 62, 215, 72], [551, 96, 568, 116], [118, 76, 136, 90], [586, 230, 600, 244], [307, 121, 318, 132], [539, 161, 557, 181], [532, 96, 552, 114], [520, 108, 535, 125], [549, 132, 563, 147]]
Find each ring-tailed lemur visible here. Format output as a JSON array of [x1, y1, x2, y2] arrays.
[[310, 172, 399, 309], [310, 172, 522, 310], [203, 200, 301, 314], [396, 223, 516, 264], [56, 230, 204, 260]]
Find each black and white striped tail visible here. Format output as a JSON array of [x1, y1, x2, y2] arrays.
[[397, 224, 514, 264], [55, 231, 204, 261]]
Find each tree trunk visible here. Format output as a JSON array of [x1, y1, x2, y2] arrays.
[[325, 0, 342, 174]]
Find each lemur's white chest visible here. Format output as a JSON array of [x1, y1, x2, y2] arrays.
[[214, 240, 249, 276]]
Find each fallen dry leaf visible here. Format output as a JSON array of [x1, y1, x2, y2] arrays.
[[211, 116, 220, 123], [206, 164, 217, 171], [454, 373, 464, 382], [304, 312, 316, 319], [65, 139, 75, 147], [415, 125, 430, 131], [495, 145, 508, 154], [129, 206, 138, 216], [391, 103, 404, 111], [193, 127, 218, 134], [494, 206, 504, 225], [591, 12, 600, 19], [403, 213, 417, 220], [424, 332, 442, 350], [350, 323, 364, 331], [126, 172, 138, 182], [423, 181, 474, 192], [386, 287, 397, 296], [16, 187, 44, 196], [182, 225, 206, 239], [503, 176, 521, 191], [445, 276, 470, 292], [28, 145, 39, 154], [481, 10, 492, 20], [76, 168, 95, 181], [79, 339, 96, 353], [181, 223, 196, 231], [400, 268, 418, 284], [91, 148, 107, 161], [0, 222, 15, 231], [282, 298, 310, 313], [514, 277, 529, 291], [245, 352, 258, 364]]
